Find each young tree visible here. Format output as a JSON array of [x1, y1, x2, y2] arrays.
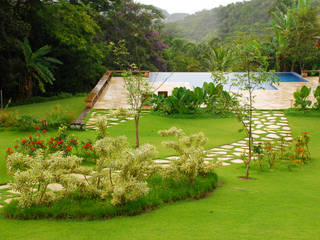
[[122, 65, 152, 148], [22, 38, 62, 98], [212, 37, 279, 179]]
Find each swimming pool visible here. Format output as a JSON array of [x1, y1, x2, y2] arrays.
[[275, 72, 308, 82], [149, 72, 308, 91]]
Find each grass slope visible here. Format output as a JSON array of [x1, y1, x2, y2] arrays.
[[8, 96, 86, 119]]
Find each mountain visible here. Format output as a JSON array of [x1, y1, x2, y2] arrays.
[[157, 8, 189, 23], [164, 0, 320, 42], [164, 0, 274, 42], [166, 13, 190, 22]]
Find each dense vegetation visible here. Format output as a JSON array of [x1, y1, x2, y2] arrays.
[[0, 0, 167, 102], [1, 0, 319, 103]]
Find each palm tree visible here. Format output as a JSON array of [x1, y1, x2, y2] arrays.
[[205, 45, 233, 71], [22, 38, 62, 98]]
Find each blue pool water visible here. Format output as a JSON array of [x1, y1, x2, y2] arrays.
[[275, 72, 308, 82], [149, 72, 308, 91]]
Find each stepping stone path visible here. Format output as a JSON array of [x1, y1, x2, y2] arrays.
[[152, 110, 293, 168], [85, 109, 150, 130], [0, 111, 293, 204]]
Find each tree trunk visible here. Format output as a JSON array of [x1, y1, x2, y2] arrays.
[[245, 71, 253, 179], [22, 73, 33, 99], [135, 115, 140, 148]]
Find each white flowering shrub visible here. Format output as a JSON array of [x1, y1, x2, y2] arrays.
[[159, 127, 216, 185], [109, 108, 134, 118], [96, 115, 109, 138], [93, 135, 157, 205], [7, 150, 83, 207]]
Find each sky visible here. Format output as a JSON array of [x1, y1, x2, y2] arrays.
[[136, 0, 245, 14]]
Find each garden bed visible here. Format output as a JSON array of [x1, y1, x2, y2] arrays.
[[2, 173, 218, 220]]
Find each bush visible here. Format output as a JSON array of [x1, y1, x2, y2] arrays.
[[151, 83, 232, 115], [313, 86, 320, 110], [2, 173, 218, 220], [251, 132, 311, 170], [0, 110, 18, 128], [294, 86, 312, 110], [159, 127, 218, 186], [15, 115, 41, 131]]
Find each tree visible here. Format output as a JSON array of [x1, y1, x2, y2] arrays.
[[22, 38, 62, 98], [213, 37, 279, 179], [271, 0, 320, 71], [122, 65, 152, 148]]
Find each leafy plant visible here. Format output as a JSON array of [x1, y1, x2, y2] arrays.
[[22, 38, 62, 98], [15, 115, 40, 131], [294, 86, 312, 110], [159, 127, 217, 186], [313, 86, 320, 110]]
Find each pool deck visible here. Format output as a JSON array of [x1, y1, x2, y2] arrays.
[[239, 76, 318, 109], [93, 76, 319, 110]]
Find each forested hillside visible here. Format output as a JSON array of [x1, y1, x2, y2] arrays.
[[165, 0, 320, 41]]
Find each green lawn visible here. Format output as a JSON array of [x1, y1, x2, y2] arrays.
[[0, 101, 319, 239], [8, 96, 86, 119]]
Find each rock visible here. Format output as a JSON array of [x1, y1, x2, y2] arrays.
[[233, 152, 243, 156], [261, 137, 272, 141], [211, 152, 227, 155], [47, 183, 64, 191], [206, 154, 216, 157], [154, 159, 170, 164], [283, 127, 291, 131], [267, 125, 280, 129], [221, 145, 234, 149], [166, 156, 179, 160], [0, 184, 10, 190], [7, 190, 19, 194], [266, 134, 280, 139], [253, 130, 266, 134], [231, 159, 244, 164], [222, 162, 231, 166], [4, 198, 12, 204], [217, 157, 231, 161]]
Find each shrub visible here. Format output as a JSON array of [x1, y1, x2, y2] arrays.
[[15, 115, 41, 131], [6, 150, 83, 207], [294, 86, 312, 110], [0, 110, 18, 128], [151, 83, 232, 115], [158, 127, 218, 186], [251, 132, 311, 170], [313, 86, 320, 110]]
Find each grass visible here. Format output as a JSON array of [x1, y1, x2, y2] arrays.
[[3, 173, 218, 220], [0, 98, 319, 239], [8, 96, 86, 119]]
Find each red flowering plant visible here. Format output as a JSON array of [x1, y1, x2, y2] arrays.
[[291, 132, 311, 164], [76, 140, 98, 163]]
